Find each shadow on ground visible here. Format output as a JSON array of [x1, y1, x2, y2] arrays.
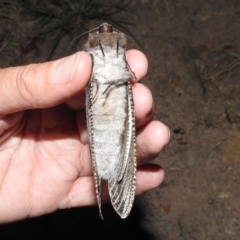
[[0, 203, 157, 240]]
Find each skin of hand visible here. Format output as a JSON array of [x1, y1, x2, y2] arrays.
[[0, 50, 169, 223]]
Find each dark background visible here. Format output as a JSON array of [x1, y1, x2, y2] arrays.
[[0, 0, 240, 239]]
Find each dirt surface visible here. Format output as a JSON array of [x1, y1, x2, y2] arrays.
[[133, 1, 240, 239], [1, 1, 240, 239]]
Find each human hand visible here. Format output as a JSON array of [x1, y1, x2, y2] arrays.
[[0, 50, 169, 223]]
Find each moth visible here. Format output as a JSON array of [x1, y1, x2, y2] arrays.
[[85, 23, 137, 219]]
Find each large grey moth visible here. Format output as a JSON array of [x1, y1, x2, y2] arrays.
[[85, 23, 137, 219]]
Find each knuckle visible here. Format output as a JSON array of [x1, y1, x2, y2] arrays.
[[15, 65, 37, 108]]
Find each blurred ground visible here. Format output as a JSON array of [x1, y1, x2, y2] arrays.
[[0, 0, 240, 239]]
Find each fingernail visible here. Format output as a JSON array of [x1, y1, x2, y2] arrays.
[[166, 127, 171, 145], [50, 52, 81, 84]]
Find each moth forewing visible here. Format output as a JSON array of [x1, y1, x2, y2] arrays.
[[85, 23, 137, 219]]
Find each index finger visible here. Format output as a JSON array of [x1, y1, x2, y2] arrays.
[[126, 49, 148, 81]]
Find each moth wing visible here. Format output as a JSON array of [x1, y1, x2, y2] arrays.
[[117, 56, 137, 182], [108, 81, 137, 219], [86, 66, 103, 219]]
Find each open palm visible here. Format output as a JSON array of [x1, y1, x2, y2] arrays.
[[0, 50, 168, 223]]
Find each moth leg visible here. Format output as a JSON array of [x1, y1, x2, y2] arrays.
[[88, 54, 99, 107], [102, 78, 129, 95], [124, 53, 137, 81], [90, 82, 99, 107], [116, 39, 119, 56], [102, 84, 112, 95], [98, 39, 105, 56]]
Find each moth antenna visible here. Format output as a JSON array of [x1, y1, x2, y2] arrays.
[[112, 27, 134, 43], [70, 26, 99, 45], [124, 34, 134, 43]]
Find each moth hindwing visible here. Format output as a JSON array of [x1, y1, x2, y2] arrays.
[[85, 23, 136, 219]]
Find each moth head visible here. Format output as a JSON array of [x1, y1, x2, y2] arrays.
[[99, 23, 113, 33]]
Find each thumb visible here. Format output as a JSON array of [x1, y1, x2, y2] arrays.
[[0, 51, 92, 114]]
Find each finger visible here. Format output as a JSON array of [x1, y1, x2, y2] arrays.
[[126, 50, 148, 81], [62, 163, 164, 208], [136, 120, 170, 166], [0, 51, 92, 114], [135, 163, 164, 195], [133, 83, 154, 128]]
